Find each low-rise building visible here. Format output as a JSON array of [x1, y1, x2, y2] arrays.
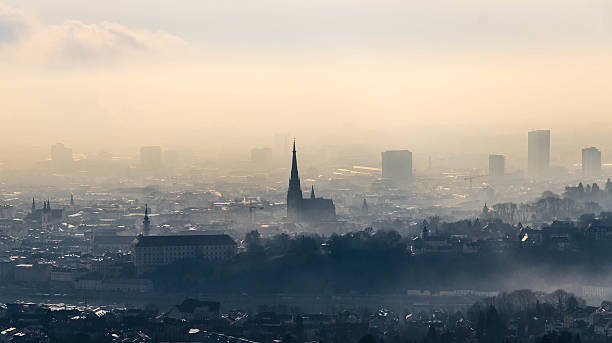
[[133, 234, 237, 275]]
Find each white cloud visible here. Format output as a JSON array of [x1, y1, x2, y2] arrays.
[[0, 2, 35, 42], [0, 1, 190, 68]]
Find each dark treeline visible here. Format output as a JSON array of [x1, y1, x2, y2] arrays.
[[147, 223, 612, 293], [356, 289, 592, 343], [491, 180, 612, 224]]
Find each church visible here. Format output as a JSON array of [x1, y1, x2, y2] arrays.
[[286, 141, 336, 222]]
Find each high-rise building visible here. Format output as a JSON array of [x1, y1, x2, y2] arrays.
[[582, 147, 602, 178], [528, 130, 550, 178], [274, 133, 289, 160], [50, 143, 73, 170], [488, 154, 505, 178], [140, 146, 162, 170], [381, 150, 413, 183]]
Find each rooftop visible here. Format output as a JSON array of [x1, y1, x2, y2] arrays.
[[134, 234, 236, 247]]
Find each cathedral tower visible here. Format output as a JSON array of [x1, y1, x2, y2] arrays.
[[287, 140, 303, 222]]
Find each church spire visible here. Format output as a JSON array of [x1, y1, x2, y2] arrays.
[[290, 139, 299, 182], [362, 198, 368, 214], [310, 185, 315, 199], [32, 198, 36, 212], [143, 204, 151, 236], [287, 139, 303, 222]]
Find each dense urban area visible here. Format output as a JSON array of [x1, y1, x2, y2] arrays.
[[1, 131, 612, 342]]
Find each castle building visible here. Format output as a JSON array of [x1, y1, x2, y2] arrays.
[[286, 141, 336, 223], [132, 234, 237, 275]]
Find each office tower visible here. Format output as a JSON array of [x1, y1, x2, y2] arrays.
[[140, 146, 162, 170], [251, 148, 273, 165], [489, 154, 505, 178], [582, 147, 602, 178], [527, 130, 550, 178], [274, 133, 289, 160], [51, 143, 73, 164], [381, 150, 413, 183], [50, 143, 73, 171]]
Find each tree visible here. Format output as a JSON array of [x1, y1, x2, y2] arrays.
[[476, 311, 485, 338], [485, 305, 503, 343], [358, 335, 379, 343], [567, 296, 579, 312], [426, 325, 438, 343], [245, 230, 264, 253]]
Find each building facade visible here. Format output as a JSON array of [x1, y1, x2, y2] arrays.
[[488, 154, 505, 178], [582, 146, 602, 178], [286, 141, 336, 223], [140, 146, 162, 170], [381, 150, 412, 184], [132, 234, 237, 275], [528, 130, 550, 178]]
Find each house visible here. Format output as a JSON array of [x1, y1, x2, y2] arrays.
[[167, 299, 221, 321]]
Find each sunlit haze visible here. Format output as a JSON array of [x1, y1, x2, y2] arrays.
[[1, 0, 611, 165], [2, 3, 612, 342]]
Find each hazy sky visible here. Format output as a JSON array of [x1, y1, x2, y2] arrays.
[[1, 0, 611, 161]]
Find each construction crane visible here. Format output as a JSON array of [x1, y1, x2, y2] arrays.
[[237, 197, 265, 226], [463, 174, 487, 192], [246, 200, 264, 226]]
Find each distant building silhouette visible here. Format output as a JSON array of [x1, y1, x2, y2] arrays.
[[528, 130, 550, 178], [50, 143, 73, 170], [361, 198, 369, 214], [140, 146, 162, 170], [26, 198, 64, 226], [381, 150, 412, 184], [582, 147, 601, 178], [274, 133, 290, 160], [488, 154, 505, 179], [286, 141, 336, 223]]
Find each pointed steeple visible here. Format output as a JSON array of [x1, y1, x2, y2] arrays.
[[143, 204, 151, 236], [287, 139, 303, 222], [70, 193, 74, 207], [31, 198, 36, 212], [361, 198, 368, 214], [290, 139, 299, 182], [310, 185, 316, 199], [47, 199, 51, 210]]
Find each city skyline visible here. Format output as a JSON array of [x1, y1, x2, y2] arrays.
[[2, 1, 612, 342]]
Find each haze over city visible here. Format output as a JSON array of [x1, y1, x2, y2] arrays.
[[2, 1, 612, 161], [2, 1, 612, 343]]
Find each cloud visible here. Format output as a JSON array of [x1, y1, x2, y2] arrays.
[[0, 2, 35, 42], [0, 1, 190, 68]]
